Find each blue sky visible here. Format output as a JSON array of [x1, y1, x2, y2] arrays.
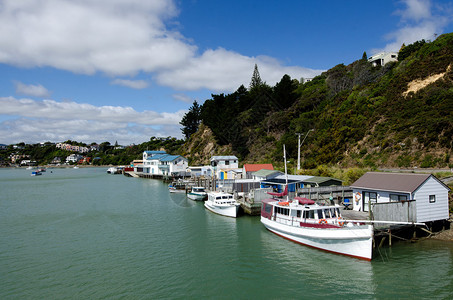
[[1, 0, 452, 145]]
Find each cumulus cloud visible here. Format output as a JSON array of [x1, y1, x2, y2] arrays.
[[375, 0, 451, 53], [156, 48, 322, 92], [172, 93, 193, 103], [111, 79, 149, 89], [0, 0, 321, 93], [0, 0, 194, 76], [14, 81, 51, 98], [0, 96, 185, 144]]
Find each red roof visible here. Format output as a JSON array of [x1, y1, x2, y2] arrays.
[[243, 163, 274, 172]]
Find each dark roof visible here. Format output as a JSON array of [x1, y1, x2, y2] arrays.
[[350, 172, 434, 193], [303, 176, 342, 184]]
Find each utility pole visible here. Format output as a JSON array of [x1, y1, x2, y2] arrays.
[[296, 133, 302, 170], [296, 129, 314, 171]]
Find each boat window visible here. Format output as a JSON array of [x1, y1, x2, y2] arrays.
[[265, 204, 272, 214], [297, 210, 301, 218], [303, 210, 315, 219], [330, 208, 336, 218], [324, 209, 331, 218], [317, 210, 323, 219], [336, 208, 341, 217]]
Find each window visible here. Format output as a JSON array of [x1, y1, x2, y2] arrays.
[[317, 209, 323, 219], [429, 195, 436, 203], [225, 160, 229, 165], [390, 194, 408, 202]]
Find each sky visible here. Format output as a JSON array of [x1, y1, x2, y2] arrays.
[[1, 0, 452, 145]]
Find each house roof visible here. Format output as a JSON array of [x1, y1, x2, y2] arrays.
[[160, 155, 187, 162], [350, 172, 435, 193], [252, 169, 282, 177], [210, 156, 238, 161], [243, 163, 274, 172], [146, 154, 168, 161], [304, 176, 342, 184], [144, 150, 166, 155]]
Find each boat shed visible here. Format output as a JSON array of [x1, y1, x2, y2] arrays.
[[350, 172, 450, 223], [252, 169, 283, 182], [243, 163, 274, 179]]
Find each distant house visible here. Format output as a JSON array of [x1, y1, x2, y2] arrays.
[[136, 151, 188, 176], [350, 172, 450, 223], [301, 176, 343, 188], [51, 157, 62, 165], [243, 163, 274, 179], [66, 154, 83, 163], [188, 166, 213, 178], [0, 144, 7, 150], [210, 156, 239, 180], [368, 52, 398, 67], [252, 169, 283, 182]]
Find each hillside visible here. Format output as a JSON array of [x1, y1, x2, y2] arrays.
[[181, 33, 453, 169]]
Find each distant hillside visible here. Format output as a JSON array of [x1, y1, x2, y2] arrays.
[[181, 33, 453, 169]]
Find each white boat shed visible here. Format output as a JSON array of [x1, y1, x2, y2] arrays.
[[350, 172, 450, 223]]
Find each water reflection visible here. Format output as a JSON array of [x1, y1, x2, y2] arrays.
[[259, 227, 375, 298]]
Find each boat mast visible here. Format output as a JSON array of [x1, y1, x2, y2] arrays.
[[283, 144, 288, 201]]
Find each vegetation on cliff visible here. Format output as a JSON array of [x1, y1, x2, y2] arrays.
[[181, 33, 453, 170]]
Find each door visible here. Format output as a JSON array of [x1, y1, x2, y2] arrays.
[[362, 191, 377, 212]]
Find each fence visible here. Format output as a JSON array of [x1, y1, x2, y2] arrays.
[[371, 200, 417, 222]]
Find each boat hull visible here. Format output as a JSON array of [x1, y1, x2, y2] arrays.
[[187, 192, 207, 201], [261, 217, 373, 260], [204, 201, 239, 218]]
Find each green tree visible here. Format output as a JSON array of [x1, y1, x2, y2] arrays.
[[249, 64, 263, 90], [180, 100, 202, 140], [362, 51, 367, 60]]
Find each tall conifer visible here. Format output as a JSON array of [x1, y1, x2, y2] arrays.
[[249, 64, 263, 89]]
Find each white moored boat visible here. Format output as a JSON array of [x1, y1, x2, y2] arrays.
[[187, 186, 208, 201], [204, 192, 240, 218], [261, 197, 373, 260]]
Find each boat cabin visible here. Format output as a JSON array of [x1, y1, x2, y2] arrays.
[[191, 187, 206, 193], [208, 192, 235, 204], [261, 199, 343, 228]]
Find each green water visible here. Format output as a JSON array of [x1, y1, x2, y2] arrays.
[[1, 167, 452, 299]]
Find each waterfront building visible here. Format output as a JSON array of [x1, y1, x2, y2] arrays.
[[351, 172, 450, 223], [242, 163, 274, 179], [135, 151, 188, 177], [210, 156, 239, 180]]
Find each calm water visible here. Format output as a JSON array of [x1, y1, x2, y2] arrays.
[[1, 167, 452, 299]]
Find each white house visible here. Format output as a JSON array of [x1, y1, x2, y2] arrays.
[[188, 166, 213, 177], [368, 52, 398, 67], [210, 156, 239, 180], [136, 151, 188, 176], [66, 154, 83, 163], [350, 172, 450, 223]]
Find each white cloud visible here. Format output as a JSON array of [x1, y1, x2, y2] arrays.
[[396, 0, 432, 21], [156, 48, 323, 92], [374, 0, 451, 53], [0, 96, 185, 144], [111, 79, 149, 89], [0, 0, 322, 93], [0, 0, 195, 76], [14, 81, 51, 98], [172, 93, 193, 103]]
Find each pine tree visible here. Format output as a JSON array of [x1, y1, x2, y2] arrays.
[[179, 100, 201, 140], [362, 51, 367, 61], [249, 64, 263, 90]]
